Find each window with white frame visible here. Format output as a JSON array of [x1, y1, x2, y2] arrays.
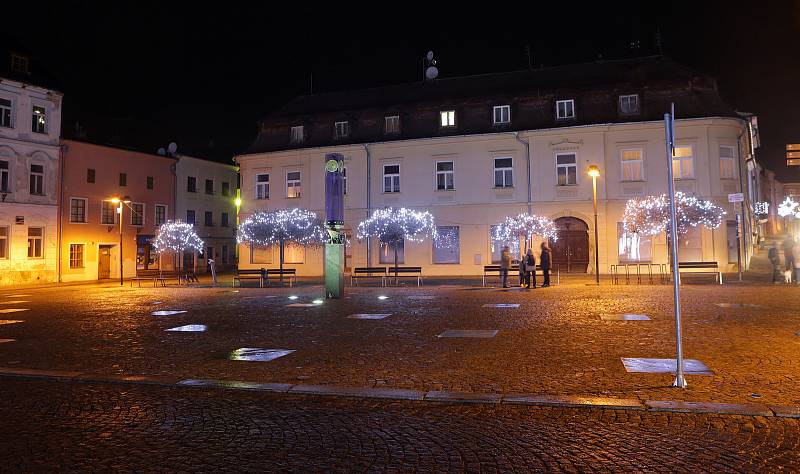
[[69, 243, 85, 269], [0, 226, 8, 259], [155, 205, 167, 226], [490, 225, 520, 263], [383, 164, 400, 193], [556, 153, 577, 185], [385, 115, 400, 134], [29, 163, 44, 195], [620, 148, 644, 181], [69, 198, 87, 223], [493, 105, 511, 124], [255, 173, 269, 199], [440, 110, 455, 127], [31, 105, 46, 133], [0, 97, 12, 128], [27, 227, 43, 258], [494, 158, 513, 188], [672, 145, 694, 179], [617, 222, 652, 263], [433, 226, 460, 264], [204, 211, 213, 227], [556, 99, 575, 119], [205, 179, 214, 195], [0, 160, 9, 192], [436, 161, 454, 190], [290, 126, 304, 143], [286, 171, 301, 198], [619, 94, 640, 115], [719, 145, 736, 179], [130, 203, 144, 226], [101, 201, 116, 225], [379, 238, 404, 264], [334, 121, 350, 139]]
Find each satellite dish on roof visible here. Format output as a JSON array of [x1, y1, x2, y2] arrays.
[[157, 147, 166, 156], [426, 51, 434, 61], [167, 142, 178, 155], [426, 66, 439, 80]]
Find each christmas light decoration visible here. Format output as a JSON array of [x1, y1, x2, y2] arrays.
[[152, 220, 205, 254], [754, 201, 769, 216], [492, 214, 558, 247], [623, 192, 726, 236], [777, 197, 800, 218]]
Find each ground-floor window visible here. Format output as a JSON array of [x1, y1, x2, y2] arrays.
[[27, 227, 43, 258], [726, 220, 739, 264], [222, 245, 228, 264], [617, 222, 652, 262], [0, 226, 7, 259], [69, 243, 85, 269], [380, 238, 404, 264], [433, 226, 460, 264], [490, 225, 520, 263], [677, 227, 702, 262]]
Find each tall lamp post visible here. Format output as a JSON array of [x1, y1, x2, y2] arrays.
[[108, 196, 131, 286], [587, 165, 600, 284]]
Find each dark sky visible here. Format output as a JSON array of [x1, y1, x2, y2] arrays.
[[3, 1, 800, 181]]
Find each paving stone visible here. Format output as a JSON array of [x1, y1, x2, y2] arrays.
[[646, 401, 773, 416]]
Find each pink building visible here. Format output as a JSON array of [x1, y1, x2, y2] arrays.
[[59, 139, 176, 282]]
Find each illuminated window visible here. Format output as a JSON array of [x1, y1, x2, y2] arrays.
[[29, 164, 44, 195], [494, 158, 513, 188], [672, 145, 694, 179], [383, 164, 400, 193], [433, 226, 459, 264], [334, 121, 350, 140], [155, 205, 167, 226], [101, 201, 116, 224], [621, 148, 644, 181], [556, 153, 577, 186], [556, 99, 575, 119], [31, 105, 46, 133], [286, 171, 301, 198], [255, 173, 269, 199], [0, 97, 12, 128], [619, 94, 640, 115], [0, 227, 8, 259], [0, 160, 9, 192], [69, 198, 87, 223], [617, 222, 652, 263], [379, 238, 404, 264], [440, 110, 455, 127], [493, 105, 511, 124], [436, 161, 454, 190], [130, 203, 144, 226], [719, 145, 736, 179], [27, 227, 43, 258], [385, 116, 400, 134], [290, 126, 304, 143], [69, 244, 85, 269]]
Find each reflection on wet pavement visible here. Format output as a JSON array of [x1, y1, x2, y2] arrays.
[[151, 310, 187, 316], [0, 338, 15, 343], [165, 325, 208, 332], [0, 309, 28, 314], [600, 314, 651, 321], [0, 320, 24, 325], [229, 348, 295, 361], [482, 304, 520, 308], [347, 314, 392, 320]]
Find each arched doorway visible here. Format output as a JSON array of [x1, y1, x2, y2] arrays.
[[550, 217, 589, 273]]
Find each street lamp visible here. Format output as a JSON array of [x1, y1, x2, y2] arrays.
[[107, 196, 131, 286], [587, 165, 600, 285]]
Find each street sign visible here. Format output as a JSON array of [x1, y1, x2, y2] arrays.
[[786, 144, 800, 151], [728, 193, 744, 203]]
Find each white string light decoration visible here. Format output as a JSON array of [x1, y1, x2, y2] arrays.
[[777, 197, 799, 218], [623, 192, 726, 236], [237, 209, 327, 247], [492, 213, 558, 246], [152, 220, 205, 254], [356, 207, 437, 244]]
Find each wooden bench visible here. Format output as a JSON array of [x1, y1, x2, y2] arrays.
[[233, 269, 265, 287], [351, 267, 387, 287], [131, 269, 167, 287], [387, 266, 423, 286], [265, 268, 297, 287], [676, 261, 722, 284], [482, 265, 503, 286], [484, 264, 560, 286]]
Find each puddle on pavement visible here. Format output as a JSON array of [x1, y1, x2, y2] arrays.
[[151, 301, 164, 305], [229, 348, 295, 362], [0, 301, 29, 305], [408, 296, 436, 300], [0, 320, 24, 325], [600, 314, 651, 321], [482, 304, 520, 308], [0, 309, 28, 314], [286, 303, 322, 308], [714, 303, 764, 308], [165, 324, 208, 332], [438, 329, 499, 338], [347, 313, 392, 319], [5, 295, 31, 298], [151, 310, 187, 316], [621, 357, 713, 375]]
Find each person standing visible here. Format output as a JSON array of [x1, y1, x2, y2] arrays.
[[500, 245, 511, 288], [524, 248, 537, 289], [540, 241, 552, 287], [783, 236, 796, 273], [768, 244, 781, 284]]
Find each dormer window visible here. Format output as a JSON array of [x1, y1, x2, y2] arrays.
[[290, 126, 304, 144], [619, 94, 640, 115], [385, 115, 400, 134], [556, 100, 575, 120], [334, 121, 350, 140], [440, 110, 455, 127], [10, 54, 29, 74], [493, 105, 511, 124]]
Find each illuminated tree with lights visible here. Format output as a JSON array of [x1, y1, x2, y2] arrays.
[[152, 220, 205, 273], [492, 214, 558, 254], [237, 209, 326, 282], [357, 207, 437, 283]]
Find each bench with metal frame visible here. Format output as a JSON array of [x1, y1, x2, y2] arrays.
[[387, 266, 423, 286], [131, 269, 174, 287], [675, 261, 722, 284], [233, 269, 266, 287], [265, 268, 297, 287], [351, 267, 387, 287], [483, 264, 559, 286]]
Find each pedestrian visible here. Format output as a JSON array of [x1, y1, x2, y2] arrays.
[[793, 238, 800, 285], [768, 244, 781, 284], [518, 256, 525, 287], [783, 235, 796, 273], [500, 245, 511, 288], [524, 248, 537, 289], [540, 241, 552, 287]]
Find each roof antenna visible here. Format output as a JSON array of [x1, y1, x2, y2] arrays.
[[424, 51, 438, 81], [656, 26, 664, 55], [525, 44, 533, 71]]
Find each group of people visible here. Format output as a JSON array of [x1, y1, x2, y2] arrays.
[[768, 235, 800, 284], [499, 242, 552, 289]]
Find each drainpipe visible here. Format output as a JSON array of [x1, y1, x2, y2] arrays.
[[513, 132, 532, 215], [57, 143, 66, 283], [363, 144, 372, 266]]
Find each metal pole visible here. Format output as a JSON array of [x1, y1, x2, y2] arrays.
[[118, 203, 124, 286], [665, 104, 686, 388], [737, 201, 744, 281], [592, 175, 599, 284]]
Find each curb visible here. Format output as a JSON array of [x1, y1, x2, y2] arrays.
[[1, 368, 798, 419]]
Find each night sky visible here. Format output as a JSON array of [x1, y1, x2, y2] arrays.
[[3, 2, 799, 181]]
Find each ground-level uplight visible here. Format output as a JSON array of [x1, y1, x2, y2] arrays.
[[312, 299, 323, 305], [288, 295, 298, 300], [377, 295, 388, 300]]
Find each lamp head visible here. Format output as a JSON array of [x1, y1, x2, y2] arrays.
[[234, 197, 242, 207], [587, 165, 600, 178]]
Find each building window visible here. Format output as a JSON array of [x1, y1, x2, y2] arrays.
[[672, 146, 694, 179], [619, 94, 640, 115], [0, 227, 8, 259], [0, 160, 9, 192], [221, 212, 229, 227], [10, 54, 29, 73], [31, 106, 46, 133], [556, 99, 575, 119], [101, 201, 116, 225], [147, 176, 154, 189], [119, 173, 127, 187], [27, 227, 43, 258], [155, 205, 167, 226], [284, 242, 305, 264], [0, 98, 12, 128], [493, 105, 511, 124], [202, 179, 212, 195], [187, 176, 197, 193], [222, 181, 230, 196], [86, 168, 95, 184], [720, 145, 736, 179], [286, 171, 301, 198], [617, 222, 652, 263], [433, 226, 460, 264], [186, 210, 195, 225], [383, 164, 400, 193], [204, 211, 213, 227], [493, 158, 513, 188], [290, 126, 304, 144], [436, 161, 454, 190], [69, 244, 85, 269], [29, 164, 44, 195], [221, 245, 229, 264], [726, 221, 739, 263], [334, 121, 350, 140], [250, 244, 272, 264], [385, 116, 400, 134], [255, 173, 269, 199], [379, 238, 404, 264], [678, 226, 702, 261], [342, 167, 347, 195], [490, 225, 520, 263], [440, 110, 455, 127], [130, 203, 144, 226], [69, 198, 87, 223], [621, 148, 644, 181], [556, 153, 577, 186]]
